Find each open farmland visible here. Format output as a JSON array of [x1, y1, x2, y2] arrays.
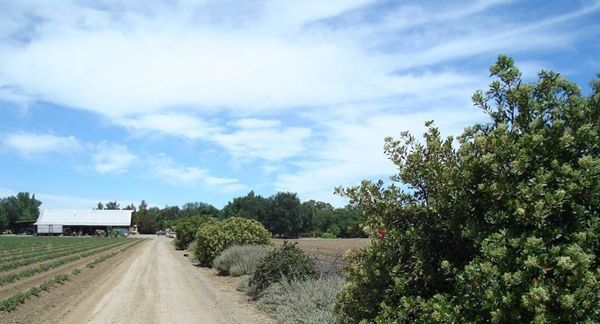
[[0, 236, 145, 314], [273, 238, 370, 274]]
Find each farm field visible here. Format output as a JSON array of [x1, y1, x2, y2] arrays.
[[273, 238, 370, 273], [0, 236, 145, 317], [273, 237, 370, 256], [0, 236, 271, 324]]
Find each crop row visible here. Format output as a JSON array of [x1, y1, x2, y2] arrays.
[[0, 239, 138, 286], [86, 239, 145, 269], [0, 237, 112, 256], [0, 274, 70, 312], [0, 240, 111, 264], [0, 240, 127, 272]]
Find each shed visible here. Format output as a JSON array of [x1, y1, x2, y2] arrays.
[[34, 209, 133, 235]]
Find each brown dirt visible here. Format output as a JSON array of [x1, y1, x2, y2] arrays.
[[274, 238, 371, 275], [0, 238, 147, 324], [1, 236, 272, 324], [274, 237, 370, 255]]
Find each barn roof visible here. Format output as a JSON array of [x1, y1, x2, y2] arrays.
[[35, 209, 133, 226]]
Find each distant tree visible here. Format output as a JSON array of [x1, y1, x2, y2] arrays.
[[95, 202, 104, 210], [132, 208, 158, 234], [267, 192, 309, 238], [222, 191, 270, 223], [138, 200, 148, 212], [104, 201, 120, 210], [155, 206, 181, 228], [181, 202, 220, 219], [0, 192, 41, 232], [123, 203, 136, 211]]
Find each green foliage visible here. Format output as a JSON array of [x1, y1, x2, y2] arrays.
[[0, 192, 41, 233], [335, 56, 600, 323], [172, 215, 210, 250], [194, 217, 273, 267], [250, 242, 315, 295], [267, 192, 311, 238], [0, 274, 70, 311], [222, 191, 270, 222], [131, 206, 158, 234], [257, 276, 345, 324], [213, 244, 274, 276]]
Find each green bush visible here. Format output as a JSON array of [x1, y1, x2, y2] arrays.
[[250, 242, 315, 295], [194, 217, 272, 267], [257, 276, 344, 324], [173, 215, 210, 250], [335, 56, 600, 323], [213, 244, 273, 276]]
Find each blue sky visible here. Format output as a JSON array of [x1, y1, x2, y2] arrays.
[[1, 0, 599, 209]]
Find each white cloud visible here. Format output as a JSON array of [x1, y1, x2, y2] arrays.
[[149, 153, 246, 192], [91, 141, 137, 174], [213, 126, 311, 161], [229, 118, 281, 129], [1, 0, 592, 119], [4, 133, 82, 154], [117, 113, 221, 140], [275, 106, 487, 203]]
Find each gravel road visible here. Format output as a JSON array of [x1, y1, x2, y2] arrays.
[[60, 236, 269, 324]]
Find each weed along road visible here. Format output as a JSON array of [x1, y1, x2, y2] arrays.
[[57, 236, 269, 324]]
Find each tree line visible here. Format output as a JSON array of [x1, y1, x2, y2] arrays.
[[98, 191, 365, 238]]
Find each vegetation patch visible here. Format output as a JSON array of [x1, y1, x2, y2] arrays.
[[250, 242, 315, 295], [194, 217, 272, 267], [334, 56, 600, 323], [0, 274, 70, 312], [257, 276, 344, 324], [213, 245, 273, 276]]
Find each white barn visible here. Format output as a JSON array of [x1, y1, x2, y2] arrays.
[[34, 209, 133, 235]]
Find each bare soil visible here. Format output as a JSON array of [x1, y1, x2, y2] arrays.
[[274, 238, 370, 275], [1, 236, 272, 324]]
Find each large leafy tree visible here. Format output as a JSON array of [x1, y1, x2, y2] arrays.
[[267, 192, 310, 238], [335, 56, 600, 323], [0, 192, 41, 232], [222, 191, 270, 223]]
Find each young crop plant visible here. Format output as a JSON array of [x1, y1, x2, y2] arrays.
[[334, 56, 600, 323], [0, 274, 70, 312]]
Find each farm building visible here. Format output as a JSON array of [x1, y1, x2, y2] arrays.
[[34, 209, 133, 235]]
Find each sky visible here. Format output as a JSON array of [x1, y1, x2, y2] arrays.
[[1, 0, 599, 209]]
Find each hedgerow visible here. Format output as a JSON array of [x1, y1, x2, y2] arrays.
[[194, 217, 272, 267], [173, 215, 210, 250], [334, 56, 600, 323]]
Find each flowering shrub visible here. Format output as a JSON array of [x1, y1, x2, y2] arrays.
[[335, 56, 600, 323], [194, 217, 272, 267]]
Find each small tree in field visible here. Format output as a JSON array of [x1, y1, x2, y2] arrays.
[[335, 56, 600, 323]]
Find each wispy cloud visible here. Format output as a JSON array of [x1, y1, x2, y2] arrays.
[[4, 133, 82, 154], [91, 141, 137, 174], [149, 153, 246, 192], [1, 1, 598, 206]]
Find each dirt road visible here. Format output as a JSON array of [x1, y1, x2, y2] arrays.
[[57, 236, 270, 324]]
